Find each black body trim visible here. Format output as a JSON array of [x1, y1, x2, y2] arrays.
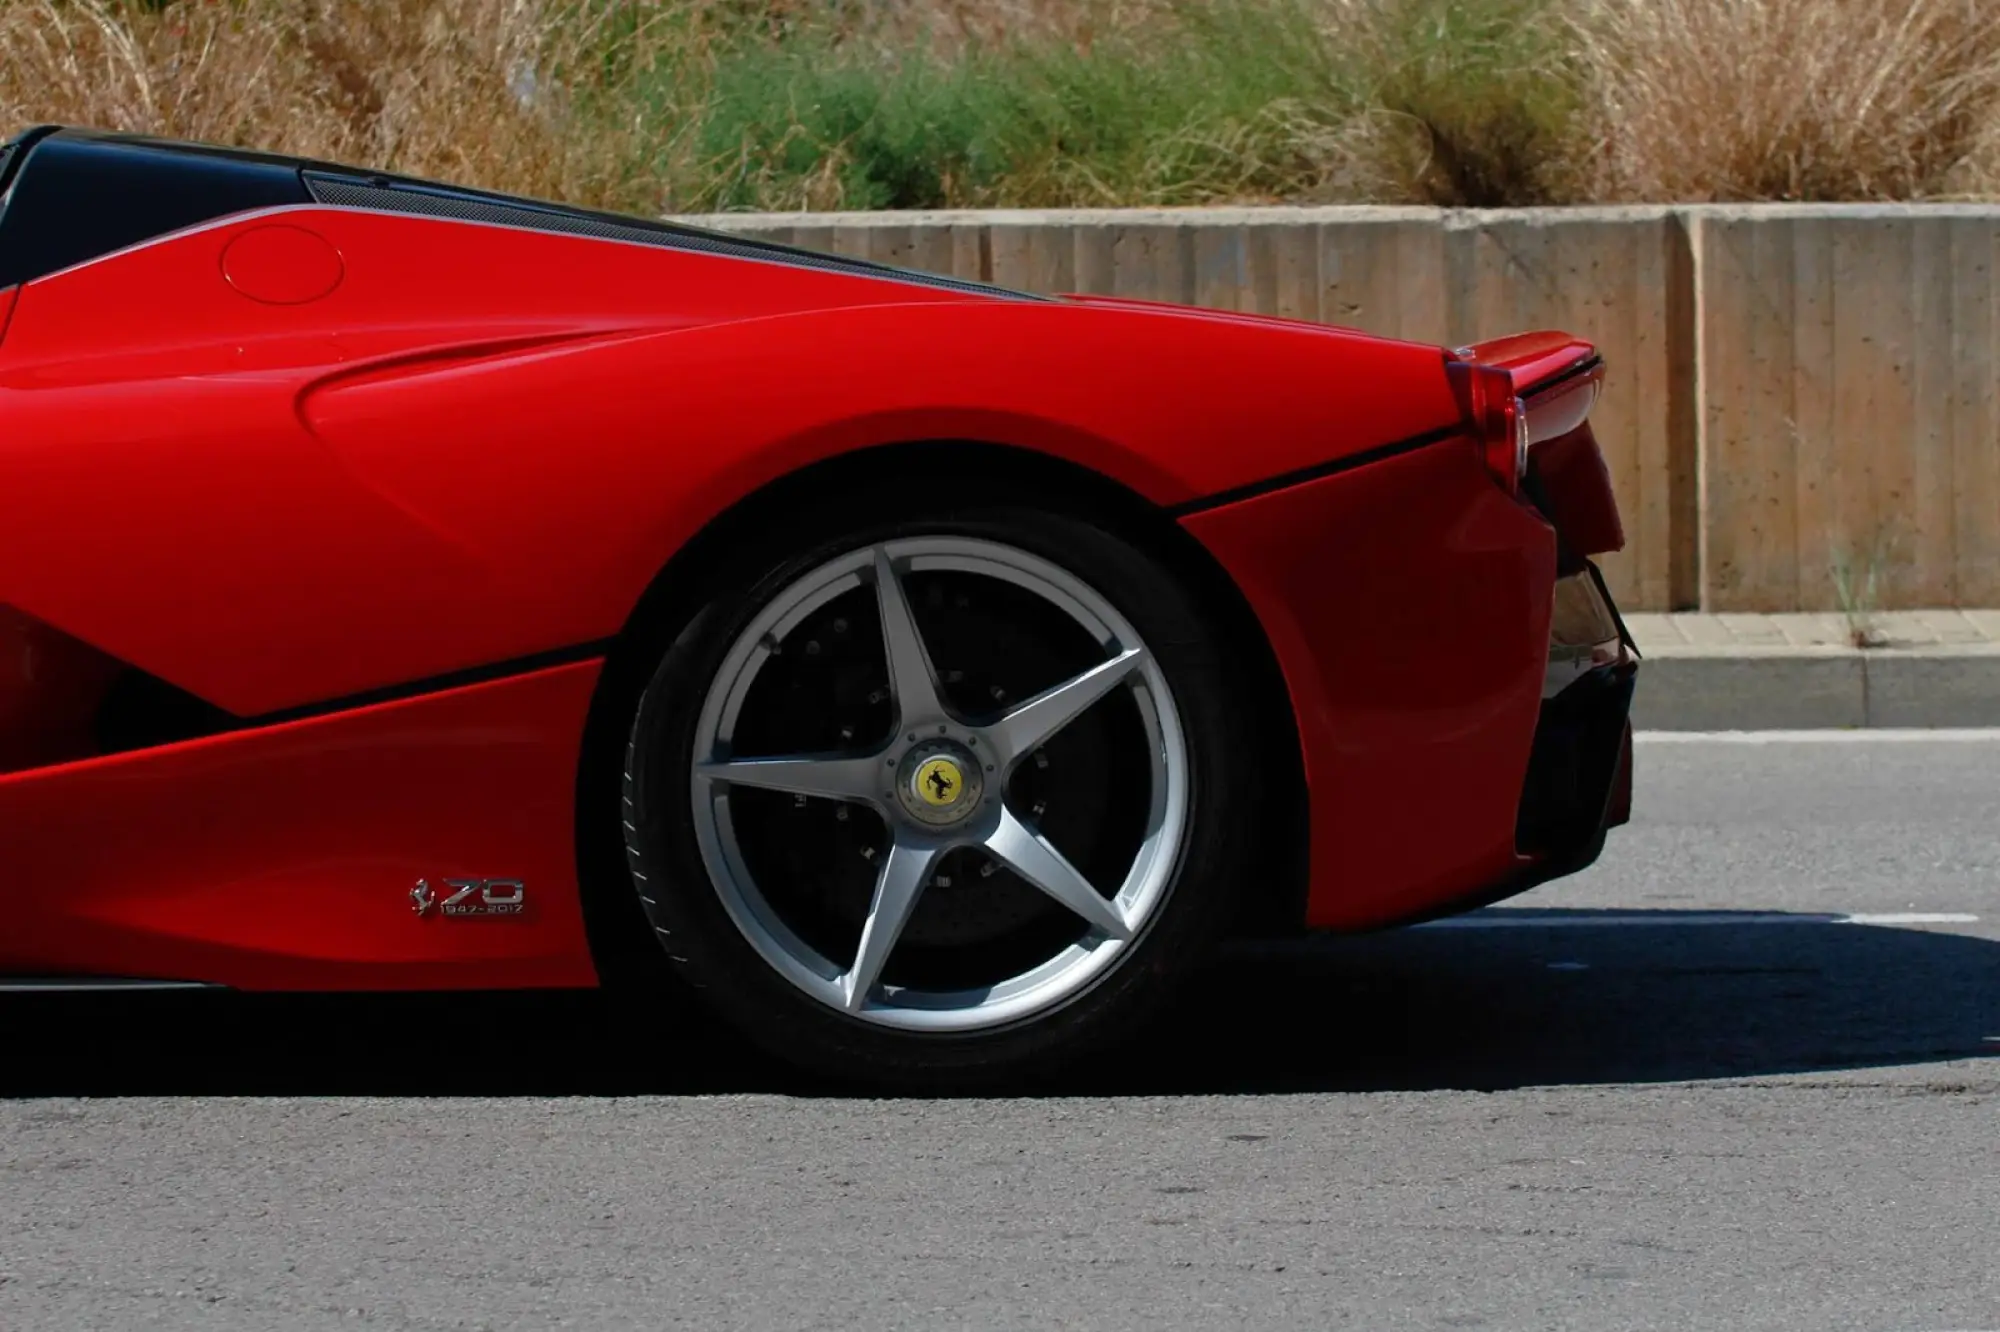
[[1519, 352, 1604, 401], [0, 127, 311, 289], [78, 641, 614, 768], [0, 976, 223, 993], [96, 669, 241, 756], [1165, 424, 1463, 518], [0, 125, 1043, 300], [1513, 659, 1637, 857], [0, 125, 58, 197], [244, 639, 616, 729]]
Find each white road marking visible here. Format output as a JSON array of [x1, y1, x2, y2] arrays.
[[1637, 728, 2000, 743], [1841, 912, 1984, 925], [1415, 911, 1979, 930]]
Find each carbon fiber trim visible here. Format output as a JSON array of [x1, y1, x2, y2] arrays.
[[303, 172, 1039, 301]]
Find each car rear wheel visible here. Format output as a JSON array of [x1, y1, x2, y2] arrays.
[[621, 495, 1260, 1088]]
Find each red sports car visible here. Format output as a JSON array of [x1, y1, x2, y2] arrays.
[[0, 127, 1635, 1086]]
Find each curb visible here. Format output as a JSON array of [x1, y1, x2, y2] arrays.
[[1629, 646, 2000, 730]]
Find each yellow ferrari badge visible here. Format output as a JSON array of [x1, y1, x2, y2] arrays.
[[913, 756, 964, 807]]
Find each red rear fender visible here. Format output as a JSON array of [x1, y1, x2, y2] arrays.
[[0, 208, 1460, 715]]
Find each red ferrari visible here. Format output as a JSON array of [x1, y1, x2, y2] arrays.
[[0, 127, 1635, 1085]]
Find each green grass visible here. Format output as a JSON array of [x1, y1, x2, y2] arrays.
[[634, 0, 1581, 212], [1363, 0, 1584, 205]]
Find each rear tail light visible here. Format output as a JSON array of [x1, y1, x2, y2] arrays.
[[1446, 357, 1527, 495], [1446, 346, 1622, 556]]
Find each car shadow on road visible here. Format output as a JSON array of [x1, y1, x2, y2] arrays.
[[3, 909, 1995, 1098]]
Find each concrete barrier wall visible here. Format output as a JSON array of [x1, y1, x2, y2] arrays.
[[1696, 206, 2000, 611], [685, 206, 2000, 612]]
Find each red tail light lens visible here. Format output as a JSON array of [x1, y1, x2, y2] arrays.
[[1446, 358, 1528, 495]]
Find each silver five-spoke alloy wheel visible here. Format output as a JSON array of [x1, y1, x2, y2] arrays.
[[688, 537, 1190, 1031]]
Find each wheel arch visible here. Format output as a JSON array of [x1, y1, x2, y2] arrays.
[[573, 439, 1310, 987]]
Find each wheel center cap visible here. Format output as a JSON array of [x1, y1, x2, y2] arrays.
[[897, 742, 984, 826]]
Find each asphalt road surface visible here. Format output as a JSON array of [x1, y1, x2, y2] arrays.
[[4, 732, 1997, 1331]]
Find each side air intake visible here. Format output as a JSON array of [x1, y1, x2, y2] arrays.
[[0, 606, 236, 775]]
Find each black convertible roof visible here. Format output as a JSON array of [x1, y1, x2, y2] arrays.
[[0, 126, 1034, 299]]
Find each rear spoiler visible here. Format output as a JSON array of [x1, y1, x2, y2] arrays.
[[1451, 331, 1605, 445], [1451, 331, 1621, 559]]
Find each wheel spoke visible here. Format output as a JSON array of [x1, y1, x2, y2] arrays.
[[983, 806, 1132, 940], [984, 647, 1147, 768], [872, 546, 948, 724], [696, 753, 885, 805], [684, 534, 1191, 1031], [843, 839, 942, 1011]]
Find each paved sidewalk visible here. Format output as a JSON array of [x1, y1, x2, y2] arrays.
[[1626, 610, 2000, 729]]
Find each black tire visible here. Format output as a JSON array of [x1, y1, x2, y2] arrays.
[[620, 485, 1263, 1090]]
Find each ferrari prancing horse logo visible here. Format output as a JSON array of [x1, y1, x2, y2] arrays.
[[914, 757, 964, 806]]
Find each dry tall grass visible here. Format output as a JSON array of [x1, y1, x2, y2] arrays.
[[1573, 0, 2000, 201], [0, 0, 666, 206], [4, 0, 2000, 210]]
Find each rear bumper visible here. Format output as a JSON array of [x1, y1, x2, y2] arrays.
[[1420, 656, 1637, 920], [1343, 556, 1643, 927], [1517, 656, 1636, 866], [1401, 573, 1638, 925], [1524, 561, 1637, 856]]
